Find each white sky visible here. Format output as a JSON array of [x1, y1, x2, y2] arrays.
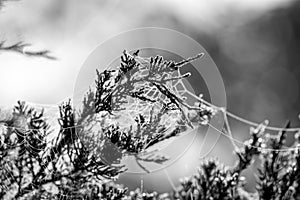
[[0, 0, 294, 108]]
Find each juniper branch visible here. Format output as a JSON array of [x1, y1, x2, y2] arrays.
[[0, 41, 56, 59]]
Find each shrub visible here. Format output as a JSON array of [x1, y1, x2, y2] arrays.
[[0, 50, 299, 200]]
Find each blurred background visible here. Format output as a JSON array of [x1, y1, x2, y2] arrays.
[[0, 0, 300, 193]]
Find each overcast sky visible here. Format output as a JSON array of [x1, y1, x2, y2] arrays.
[[0, 0, 294, 108]]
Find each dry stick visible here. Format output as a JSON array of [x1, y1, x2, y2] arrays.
[[207, 122, 300, 152], [226, 111, 300, 132], [221, 108, 240, 152], [199, 96, 300, 132], [171, 67, 300, 133], [2, 51, 299, 134]]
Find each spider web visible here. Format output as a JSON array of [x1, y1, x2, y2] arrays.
[[1, 53, 300, 199]]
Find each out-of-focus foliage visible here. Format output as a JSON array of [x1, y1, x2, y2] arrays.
[[126, 122, 300, 200], [0, 100, 125, 199], [0, 41, 55, 59], [0, 1, 55, 59]]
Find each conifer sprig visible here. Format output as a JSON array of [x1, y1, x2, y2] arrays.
[[2, 50, 300, 200], [93, 50, 212, 159], [0, 41, 56, 59]]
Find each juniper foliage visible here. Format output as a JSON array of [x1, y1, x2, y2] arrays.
[[0, 50, 300, 200]]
